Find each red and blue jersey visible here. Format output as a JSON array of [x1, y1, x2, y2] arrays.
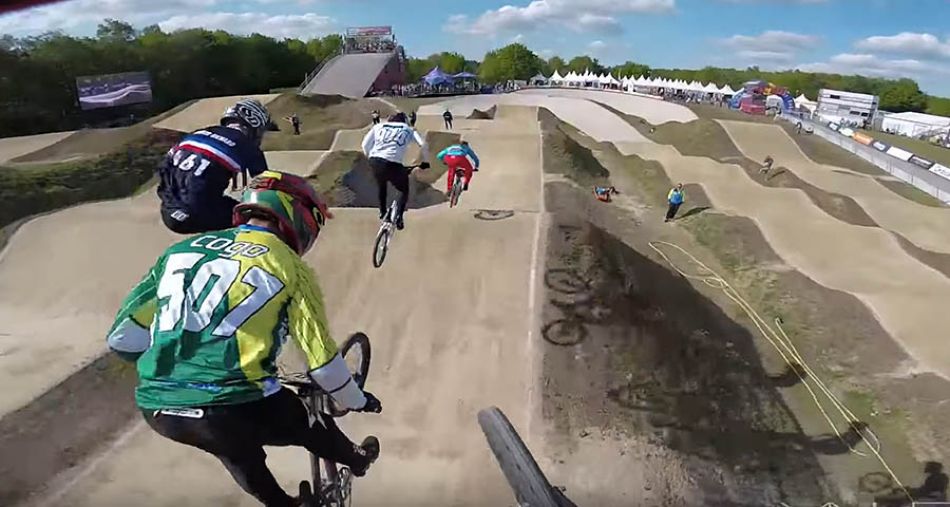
[[157, 125, 269, 216]]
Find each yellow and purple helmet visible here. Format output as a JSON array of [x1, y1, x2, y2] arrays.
[[233, 171, 333, 255]]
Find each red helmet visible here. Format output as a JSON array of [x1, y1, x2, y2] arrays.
[[233, 171, 334, 255]]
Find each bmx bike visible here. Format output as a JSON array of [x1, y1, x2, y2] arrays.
[[448, 168, 466, 208], [478, 406, 576, 507], [279, 332, 372, 507], [372, 164, 423, 268]]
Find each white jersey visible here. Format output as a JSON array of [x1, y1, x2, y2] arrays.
[[361, 122, 429, 165]]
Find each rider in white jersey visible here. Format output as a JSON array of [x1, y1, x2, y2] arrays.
[[361, 112, 430, 230]]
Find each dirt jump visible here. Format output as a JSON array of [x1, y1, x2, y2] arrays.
[[18, 100, 545, 506], [6, 88, 949, 507]]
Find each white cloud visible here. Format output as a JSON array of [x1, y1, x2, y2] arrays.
[[717, 31, 819, 66], [445, 0, 674, 36], [736, 50, 795, 63], [798, 53, 950, 79], [159, 12, 335, 39], [512, 33, 525, 42], [0, 0, 217, 35], [719, 30, 820, 51], [855, 32, 950, 60], [719, 0, 828, 3]]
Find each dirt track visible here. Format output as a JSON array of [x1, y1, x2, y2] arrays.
[[31, 103, 545, 506], [153, 94, 280, 133], [0, 131, 76, 164], [616, 140, 950, 380], [720, 120, 950, 254]]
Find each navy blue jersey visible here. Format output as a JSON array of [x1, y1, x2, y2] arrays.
[[157, 125, 269, 215]]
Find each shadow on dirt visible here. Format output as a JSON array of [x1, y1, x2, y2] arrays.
[[541, 182, 836, 505], [868, 461, 948, 506]]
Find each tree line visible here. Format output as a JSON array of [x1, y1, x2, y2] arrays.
[[477, 43, 950, 116], [2, 21, 948, 138]]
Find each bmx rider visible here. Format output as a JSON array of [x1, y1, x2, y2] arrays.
[[437, 140, 480, 194], [108, 171, 382, 507], [361, 112, 430, 230]]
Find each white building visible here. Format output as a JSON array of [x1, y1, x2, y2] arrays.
[[816, 89, 879, 126], [880, 111, 950, 139]]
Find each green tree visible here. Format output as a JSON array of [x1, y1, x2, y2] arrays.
[[478, 43, 542, 83], [611, 61, 650, 78], [926, 96, 950, 117], [566, 55, 604, 74], [96, 19, 136, 42], [544, 56, 566, 75], [879, 79, 928, 112]]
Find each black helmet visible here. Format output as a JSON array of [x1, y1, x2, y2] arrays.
[[388, 112, 408, 124]]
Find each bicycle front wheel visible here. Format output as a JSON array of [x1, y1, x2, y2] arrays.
[[449, 175, 463, 208], [328, 332, 372, 417], [372, 226, 390, 268], [478, 407, 560, 507]]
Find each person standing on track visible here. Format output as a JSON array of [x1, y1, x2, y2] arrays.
[[371, 110, 380, 125], [665, 183, 685, 222], [108, 171, 382, 507], [443, 109, 454, 130], [437, 141, 480, 195], [409, 111, 417, 127], [361, 112, 430, 230], [157, 98, 278, 235]]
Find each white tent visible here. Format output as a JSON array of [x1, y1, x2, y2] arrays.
[[530, 73, 548, 86], [703, 82, 720, 93], [719, 84, 737, 95], [794, 93, 817, 112], [550, 70, 564, 82], [688, 80, 704, 91]]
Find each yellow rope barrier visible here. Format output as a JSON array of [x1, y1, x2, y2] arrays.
[[648, 240, 913, 504]]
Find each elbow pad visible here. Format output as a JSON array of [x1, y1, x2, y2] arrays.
[[308, 353, 367, 410]]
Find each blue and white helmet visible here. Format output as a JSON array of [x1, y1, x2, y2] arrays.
[[221, 98, 278, 140]]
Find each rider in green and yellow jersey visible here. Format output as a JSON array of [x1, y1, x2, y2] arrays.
[[107, 170, 380, 507]]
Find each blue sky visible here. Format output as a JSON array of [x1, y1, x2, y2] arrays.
[[2, 0, 950, 95]]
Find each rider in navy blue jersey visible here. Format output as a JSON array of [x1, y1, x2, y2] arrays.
[[157, 98, 279, 234]]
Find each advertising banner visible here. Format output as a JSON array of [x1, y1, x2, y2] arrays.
[[852, 132, 874, 145], [886, 146, 914, 161], [828, 122, 840, 131], [871, 140, 890, 152], [76, 71, 152, 111], [346, 26, 392, 37], [930, 164, 950, 181], [909, 155, 935, 170]]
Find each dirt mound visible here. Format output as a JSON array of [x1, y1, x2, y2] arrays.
[[539, 109, 609, 187], [467, 106, 496, 120], [541, 182, 836, 505], [0, 128, 181, 231], [262, 94, 395, 151], [310, 131, 461, 209]]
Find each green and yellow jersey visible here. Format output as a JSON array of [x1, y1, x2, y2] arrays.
[[107, 225, 364, 410]]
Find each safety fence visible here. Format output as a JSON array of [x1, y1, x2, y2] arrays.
[[778, 113, 950, 204]]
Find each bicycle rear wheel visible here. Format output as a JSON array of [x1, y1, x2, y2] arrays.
[[372, 226, 390, 268], [477, 407, 560, 507], [449, 173, 463, 208], [328, 332, 372, 417]]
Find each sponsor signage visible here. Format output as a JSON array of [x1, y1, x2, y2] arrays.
[[828, 122, 840, 131], [909, 155, 935, 170], [885, 146, 914, 161], [871, 140, 889, 152], [930, 163, 950, 181], [76, 71, 152, 111], [852, 132, 873, 145], [839, 127, 855, 137], [346, 26, 392, 37]]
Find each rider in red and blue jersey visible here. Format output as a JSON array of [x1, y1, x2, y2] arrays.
[[436, 141, 480, 194]]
